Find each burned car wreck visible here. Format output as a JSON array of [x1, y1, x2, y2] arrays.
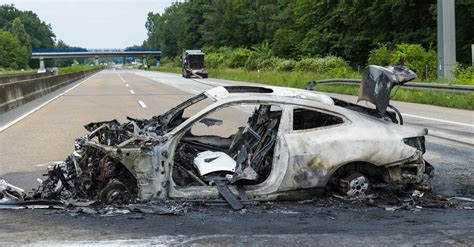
[[2, 65, 433, 210]]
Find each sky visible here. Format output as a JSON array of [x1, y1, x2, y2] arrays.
[[0, 0, 174, 48]]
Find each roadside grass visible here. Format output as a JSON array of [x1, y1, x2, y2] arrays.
[[152, 66, 474, 110], [150, 66, 181, 74], [59, 65, 104, 74], [0, 69, 34, 75]]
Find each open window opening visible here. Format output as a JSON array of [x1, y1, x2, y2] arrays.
[[293, 107, 343, 130], [172, 104, 282, 187]]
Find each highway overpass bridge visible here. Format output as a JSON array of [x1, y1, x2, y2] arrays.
[[31, 49, 161, 70]]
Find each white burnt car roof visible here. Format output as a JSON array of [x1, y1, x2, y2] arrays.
[[204, 86, 335, 105]]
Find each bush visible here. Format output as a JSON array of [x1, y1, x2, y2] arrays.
[[59, 65, 103, 74], [273, 58, 297, 71], [367, 43, 437, 80], [201, 46, 351, 75], [244, 42, 273, 70], [452, 64, 474, 85], [227, 48, 254, 68], [205, 52, 226, 68], [368, 44, 392, 66], [243, 53, 260, 70], [159, 57, 174, 66], [391, 44, 436, 80]]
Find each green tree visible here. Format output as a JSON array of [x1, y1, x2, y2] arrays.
[[10, 17, 31, 48], [142, 0, 473, 67], [0, 30, 29, 69], [0, 4, 56, 49]]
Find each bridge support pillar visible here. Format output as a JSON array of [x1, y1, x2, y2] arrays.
[[142, 55, 147, 70], [39, 57, 45, 71], [95, 56, 99, 66]]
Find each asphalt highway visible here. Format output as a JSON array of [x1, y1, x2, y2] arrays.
[[0, 68, 473, 244]]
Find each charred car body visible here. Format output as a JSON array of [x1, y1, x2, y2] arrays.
[[30, 65, 432, 206]]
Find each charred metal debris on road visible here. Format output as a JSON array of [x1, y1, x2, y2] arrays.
[[3, 64, 468, 214]]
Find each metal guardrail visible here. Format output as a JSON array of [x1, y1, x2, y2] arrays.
[[313, 78, 474, 93]]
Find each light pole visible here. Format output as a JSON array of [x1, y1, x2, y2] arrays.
[[437, 0, 456, 79]]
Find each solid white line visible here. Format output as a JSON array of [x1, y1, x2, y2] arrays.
[[125, 84, 129, 87], [404, 113, 474, 128], [129, 90, 135, 94], [0, 72, 100, 132], [190, 89, 200, 94], [138, 100, 147, 108]]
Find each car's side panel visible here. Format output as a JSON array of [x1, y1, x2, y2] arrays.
[[278, 120, 417, 191]]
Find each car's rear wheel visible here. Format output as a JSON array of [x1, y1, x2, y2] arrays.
[[339, 172, 369, 197]]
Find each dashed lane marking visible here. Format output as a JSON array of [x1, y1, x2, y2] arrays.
[[138, 100, 147, 108]]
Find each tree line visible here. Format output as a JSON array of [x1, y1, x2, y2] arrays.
[[142, 0, 473, 66], [0, 4, 84, 70]]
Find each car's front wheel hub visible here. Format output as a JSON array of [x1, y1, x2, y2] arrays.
[[99, 179, 130, 204]]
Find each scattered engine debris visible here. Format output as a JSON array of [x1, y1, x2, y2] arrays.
[[0, 179, 25, 201]]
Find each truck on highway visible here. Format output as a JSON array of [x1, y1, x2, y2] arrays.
[[182, 50, 208, 78]]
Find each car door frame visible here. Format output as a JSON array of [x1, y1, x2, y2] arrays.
[[164, 98, 293, 200]]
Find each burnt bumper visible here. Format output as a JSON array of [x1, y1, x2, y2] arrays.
[[386, 151, 429, 184]]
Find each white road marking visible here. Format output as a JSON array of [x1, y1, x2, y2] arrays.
[[404, 113, 474, 128], [138, 100, 147, 108], [0, 72, 100, 132], [125, 84, 129, 87], [129, 90, 135, 94], [190, 89, 200, 94]]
